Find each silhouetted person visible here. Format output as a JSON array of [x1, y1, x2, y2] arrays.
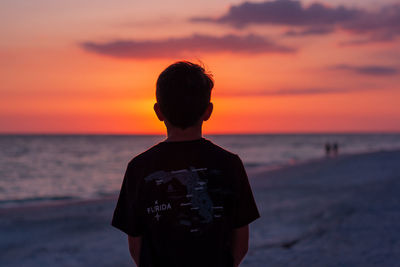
[[325, 142, 331, 156], [112, 61, 260, 267], [332, 142, 339, 156]]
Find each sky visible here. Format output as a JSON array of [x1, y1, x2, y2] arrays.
[[1, 0, 400, 134]]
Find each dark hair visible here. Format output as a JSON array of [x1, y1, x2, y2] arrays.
[[156, 61, 214, 129]]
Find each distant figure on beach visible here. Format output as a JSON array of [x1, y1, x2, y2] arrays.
[[325, 142, 339, 157], [325, 142, 331, 156], [332, 142, 339, 156], [112, 61, 260, 267]]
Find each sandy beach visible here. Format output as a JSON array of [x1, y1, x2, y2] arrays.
[[1, 150, 399, 267]]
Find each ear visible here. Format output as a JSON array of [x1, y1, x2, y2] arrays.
[[202, 102, 213, 121], [154, 103, 165, 121]]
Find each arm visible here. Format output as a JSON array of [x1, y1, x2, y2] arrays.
[[232, 225, 249, 267], [128, 235, 142, 266]]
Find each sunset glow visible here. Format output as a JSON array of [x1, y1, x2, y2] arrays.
[[1, 0, 400, 134]]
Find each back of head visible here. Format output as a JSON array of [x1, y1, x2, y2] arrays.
[[156, 61, 214, 129]]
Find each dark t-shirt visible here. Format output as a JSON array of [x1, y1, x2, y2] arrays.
[[112, 138, 260, 267]]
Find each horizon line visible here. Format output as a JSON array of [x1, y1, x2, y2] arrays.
[[1, 131, 400, 136]]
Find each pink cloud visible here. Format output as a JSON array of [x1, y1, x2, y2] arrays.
[[80, 34, 295, 59]]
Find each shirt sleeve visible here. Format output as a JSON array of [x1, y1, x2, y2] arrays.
[[232, 155, 260, 228], [111, 162, 144, 237]]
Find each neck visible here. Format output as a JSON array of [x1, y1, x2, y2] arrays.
[[165, 122, 203, 142]]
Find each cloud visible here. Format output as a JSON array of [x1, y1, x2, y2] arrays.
[[332, 64, 398, 76], [80, 34, 295, 59], [285, 26, 334, 37], [341, 5, 400, 36], [192, 0, 359, 27], [339, 35, 395, 46], [268, 88, 345, 95], [192, 0, 400, 42], [218, 87, 347, 97]]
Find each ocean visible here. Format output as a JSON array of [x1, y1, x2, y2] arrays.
[[1, 134, 400, 207]]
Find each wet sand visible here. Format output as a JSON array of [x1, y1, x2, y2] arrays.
[[247, 150, 400, 266]]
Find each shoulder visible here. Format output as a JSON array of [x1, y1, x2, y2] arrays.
[[126, 142, 164, 170], [202, 138, 242, 164]]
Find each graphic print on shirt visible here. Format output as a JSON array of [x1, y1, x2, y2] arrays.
[[144, 167, 225, 233], [147, 200, 172, 221]]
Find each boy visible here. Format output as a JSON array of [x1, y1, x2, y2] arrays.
[[112, 61, 260, 267]]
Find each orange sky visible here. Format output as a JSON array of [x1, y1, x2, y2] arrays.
[[1, 0, 400, 134]]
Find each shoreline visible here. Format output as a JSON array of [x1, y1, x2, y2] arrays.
[[1, 148, 399, 212], [249, 147, 398, 175], [0, 195, 118, 215]]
